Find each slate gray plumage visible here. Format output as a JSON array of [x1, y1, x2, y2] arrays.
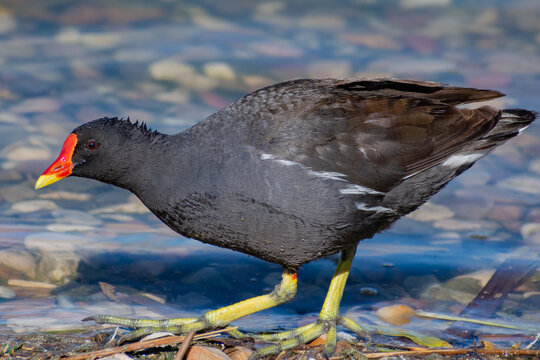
[[68, 79, 535, 270]]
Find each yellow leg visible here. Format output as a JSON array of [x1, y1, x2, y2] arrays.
[[84, 271, 297, 342], [250, 248, 362, 359]]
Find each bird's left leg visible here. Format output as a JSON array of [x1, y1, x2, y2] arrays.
[[85, 270, 297, 342]]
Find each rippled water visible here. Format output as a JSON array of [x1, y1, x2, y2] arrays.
[[0, 0, 539, 349]]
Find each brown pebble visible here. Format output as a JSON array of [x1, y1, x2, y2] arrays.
[[375, 304, 416, 326], [185, 345, 231, 360], [224, 346, 253, 360]]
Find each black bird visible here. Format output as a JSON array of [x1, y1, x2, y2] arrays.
[[36, 79, 535, 358]]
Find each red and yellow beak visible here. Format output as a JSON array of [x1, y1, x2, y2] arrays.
[[35, 133, 78, 189]]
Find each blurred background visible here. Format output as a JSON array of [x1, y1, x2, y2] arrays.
[[0, 0, 539, 349]]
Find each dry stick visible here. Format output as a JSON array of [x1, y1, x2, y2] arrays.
[[363, 348, 540, 359], [61, 327, 237, 360], [174, 330, 196, 360]]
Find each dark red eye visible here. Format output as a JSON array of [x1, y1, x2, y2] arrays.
[[86, 140, 97, 151]]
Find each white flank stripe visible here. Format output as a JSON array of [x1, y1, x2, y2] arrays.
[[276, 159, 297, 166], [260, 153, 275, 160], [261, 154, 349, 181], [442, 153, 484, 168], [308, 170, 348, 181], [355, 202, 394, 213], [261, 153, 298, 166], [340, 184, 383, 195]]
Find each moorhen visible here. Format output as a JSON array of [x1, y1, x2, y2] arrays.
[[36, 79, 535, 358]]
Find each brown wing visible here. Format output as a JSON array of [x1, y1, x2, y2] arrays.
[[224, 78, 504, 192]]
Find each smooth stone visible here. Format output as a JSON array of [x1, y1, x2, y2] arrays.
[[530, 159, 540, 175], [254, 2, 284, 16], [521, 223, 540, 239], [149, 60, 195, 82], [445, 277, 483, 294], [149, 60, 217, 91], [225, 346, 253, 360], [0, 112, 28, 125], [453, 269, 495, 288], [0, 184, 35, 203], [433, 218, 500, 231], [404, 274, 439, 293], [203, 62, 236, 81], [185, 345, 232, 360], [455, 186, 540, 206], [35, 253, 80, 283], [46, 224, 96, 232], [24, 232, 86, 254], [0, 13, 16, 33], [456, 170, 491, 187], [375, 304, 416, 326], [407, 202, 454, 222], [340, 34, 401, 50], [38, 191, 91, 201], [251, 41, 303, 58], [0, 169, 22, 181], [100, 354, 134, 360], [55, 27, 81, 43], [187, 7, 238, 31], [90, 201, 149, 214], [488, 52, 540, 75], [98, 213, 135, 222], [401, 0, 451, 8], [497, 176, 540, 195], [299, 14, 346, 30], [183, 267, 232, 290], [81, 32, 121, 48], [155, 89, 191, 104], [52, 209, 103, 226], [0, 250, 37, 278], [11, 200, 58, 213], [446, 195, 494, 220], [0, 285, 16, 299], [9, 97, 61, 114], [488, 205, 523, 221], [0, 140, 51, 162], [360, 286, 378, 296], [427, 284, 476, 305]]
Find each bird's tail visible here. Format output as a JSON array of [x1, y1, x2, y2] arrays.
[[382, 108, 535, 215], [471, 109, 536, 152]]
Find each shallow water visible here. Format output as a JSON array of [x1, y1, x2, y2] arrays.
[[0, 0, 539, 350]]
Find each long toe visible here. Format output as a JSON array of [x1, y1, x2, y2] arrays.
[[250, 322, 332, 359]]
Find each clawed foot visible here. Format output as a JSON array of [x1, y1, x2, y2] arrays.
[[230, 315, 367, 358], [83, 314, 209, 343], [85, 313, 368, 359]]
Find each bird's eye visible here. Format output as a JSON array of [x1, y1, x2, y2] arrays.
[[86, 140, 98, 151]]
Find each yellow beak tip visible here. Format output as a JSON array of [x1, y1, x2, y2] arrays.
[[35, 175, 60, 190]]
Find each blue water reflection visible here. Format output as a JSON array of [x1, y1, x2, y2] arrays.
[[0, 0, 538, 346]]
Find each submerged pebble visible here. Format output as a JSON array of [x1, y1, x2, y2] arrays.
[[497, 175, 540, 194], [11, 200, 58, 213], [407, 202, 454, 222], [0, 285, 16, 299]]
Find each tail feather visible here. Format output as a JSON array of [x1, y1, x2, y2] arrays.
[[472, 108, 536, 151], [383, 107, 535, 215]]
